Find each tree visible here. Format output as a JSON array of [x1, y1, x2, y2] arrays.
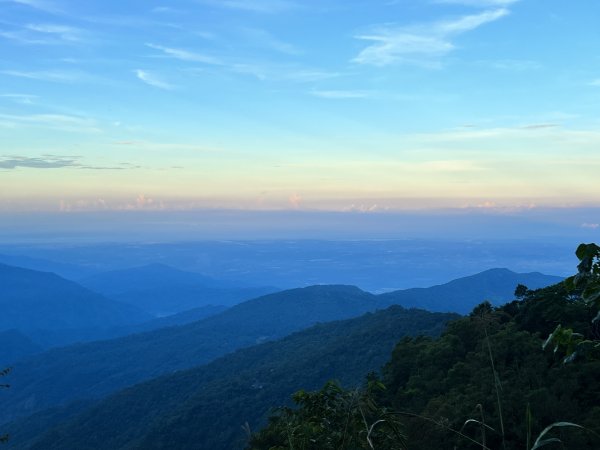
[[1, 367, 9, 443], [514, 284, 530, 299], [543, 243, 600, 362], [247, 379, 405, 450]]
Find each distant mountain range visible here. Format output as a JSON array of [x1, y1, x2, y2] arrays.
[[0, 267, 562, 427], [20, 304, 230, 352], [0, 262, 276, 352], [78, 263, 278, 316], [0, 263, 151, 333], [0, 330, 41, 367], [0, 253, 97, 281], [380, 268, 563, 313]]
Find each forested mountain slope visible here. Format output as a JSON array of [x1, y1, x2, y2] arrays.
[[0, 285, 379, 424], [6, 306, 457, 449], [251, 282, 600, 449], [0, 269, 561, 426]]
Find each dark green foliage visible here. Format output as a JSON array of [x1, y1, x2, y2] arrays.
[[248, 380, 405, 450], [514, 283, 530, 299], [6, 306, 455, 449], [1, 368, 10, 444], [252, 261, 600, 449], [0, 267, 568, 448], [379, 294, 600, 449], [544, 243, 600, 363]]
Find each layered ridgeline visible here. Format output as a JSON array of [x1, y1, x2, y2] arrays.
[[248, 244, 600, 450], [20, 304, 230, 353], [250, 288, 600, 449], [0, 263, 151, 334], [1, 262, 273, 352], [78, 263, 278, 316], [5, 306, 458, 449], [380, 268, 563, 313], [0, 253, 96, 281], [0, 285, 379, 425], [0, 269, 560, 426]]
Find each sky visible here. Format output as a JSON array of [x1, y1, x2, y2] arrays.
[[0, 0, 599, 238]]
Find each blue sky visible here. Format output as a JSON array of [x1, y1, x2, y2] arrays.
[[1, 0, 600, 225]]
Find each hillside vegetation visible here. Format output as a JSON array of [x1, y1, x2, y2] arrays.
[[5, 306, 456, 449], [250, 245, 600, 449]]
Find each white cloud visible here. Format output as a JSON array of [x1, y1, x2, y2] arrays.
[[151, 6, 179, 14], [0, 23, 84, 45], [227, 62, 340, 83], [146, 43, 222, 65], [590, 79, 600, 87], [353, 8, 509, 66], [485, 59, 542, 70], [135, 70, 174, 90], [285, 70, 341, 82], [240, 28, 301, 55], [0, 113, 100, 132], [0, 69, 83, 82], [310, 90, 370, 99], [0, 93, 38, 104], [434, 0, 519, 6], [289, 193, 302, 209], [199, 0, 297, 13], [112, 140, 219, 153], [582, 223, 599, 229], [0, 155, 77, 169], [25, 23, 83, 42], [2, 0, 61, 13]]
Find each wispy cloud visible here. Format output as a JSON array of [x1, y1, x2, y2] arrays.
[[2, 0, 62, 13], [146, 43, 222, 65], [0, 69, 84, 82], [151, 6, 181, 14], [482, 59, 542, 71], [135, 70, 174, 90], [199, 0, 298, 13], [581, 223, 599, 229], [112, 140, 219, 152], [310, 90, 371, 99], [353, 8, 510, 66], [25, 23, 84, 42], [0, 155, 77, 169], [0, 113, 100, 132], [590, 79, 600, 87], [0, 155, 140, 170], [520, 123, 559, 130], [228, 62, 340, 83], [0, 23, 84, 45], [240, 28, 302, 55], [285, 70, 341, 82], [0, 93, 38, 104], [434, 0, 519, 6]]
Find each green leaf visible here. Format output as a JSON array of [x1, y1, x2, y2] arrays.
[[531, 437, 563, 450], [532, 421, 585, 450]]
